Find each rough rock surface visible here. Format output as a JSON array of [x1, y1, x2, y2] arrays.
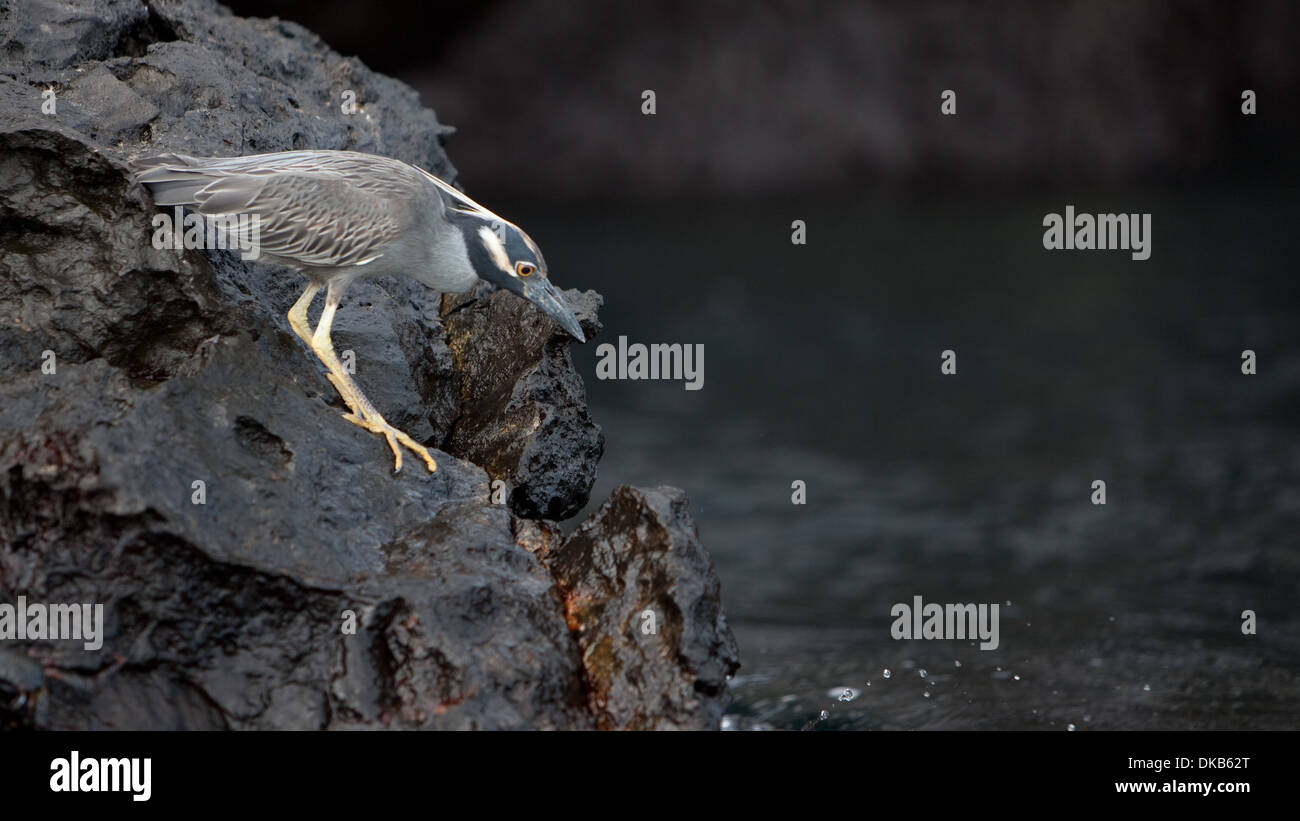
[[443, 283, 605, 521], [0, 0, 736, 729], [548, 486, 741, 730]]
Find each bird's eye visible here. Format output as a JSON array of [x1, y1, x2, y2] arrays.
[[516, 262, 535, 277]]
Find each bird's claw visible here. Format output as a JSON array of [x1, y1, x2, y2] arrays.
[[341, 411, 437, 474]]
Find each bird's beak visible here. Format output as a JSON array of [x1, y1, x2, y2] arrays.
[[524, 277, 585, 342]]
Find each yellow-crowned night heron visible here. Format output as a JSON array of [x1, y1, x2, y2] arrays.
[[132, 149, 585, 475]]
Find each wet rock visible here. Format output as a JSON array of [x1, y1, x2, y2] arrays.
[[443, 283, 605, 521], [0, 646, 43, 730], [0, 0, 735, 729], [548, 486, 741, 730]]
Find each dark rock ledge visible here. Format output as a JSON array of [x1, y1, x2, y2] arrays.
[[0, 0, 737, 729]]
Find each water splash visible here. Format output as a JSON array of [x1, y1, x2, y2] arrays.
[[800, 708, 832, 731], [803, 683, 864, 730]]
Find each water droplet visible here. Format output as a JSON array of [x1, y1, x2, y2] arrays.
[[882, 668, 891, 679], [834, 687, 859, 702], [819, 710, 828, 720], [954, 660, 962, 668], [923, 691, 931, 698], [919, 669, 928, 679], [1013, 675, 1021, 681], [1142, 684, 1151, 692], [1005, 600, 1012, 606], [1067, 723, 1077, 731]]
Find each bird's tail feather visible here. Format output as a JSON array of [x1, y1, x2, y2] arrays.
[[131, 153, 210, 206]]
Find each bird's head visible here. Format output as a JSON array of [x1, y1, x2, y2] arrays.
[[456, 212, 585, 343]]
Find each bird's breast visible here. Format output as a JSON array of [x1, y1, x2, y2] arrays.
[[374, 222, 478, 293]]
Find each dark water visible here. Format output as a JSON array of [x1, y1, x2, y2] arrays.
[[502, 185, 1300, 729]]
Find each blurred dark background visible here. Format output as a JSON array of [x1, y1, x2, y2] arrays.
[[226, 0, 1300, 196], [224, 0, 1300, 729]]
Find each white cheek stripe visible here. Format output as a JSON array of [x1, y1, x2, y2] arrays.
[[478, 225, 513, 275]]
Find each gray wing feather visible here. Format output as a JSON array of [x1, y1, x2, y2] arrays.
[[132, 150, 439, 268], [195, 174, 400, 266]]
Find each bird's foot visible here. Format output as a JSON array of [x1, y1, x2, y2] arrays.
[[341, 411, 438, 474]]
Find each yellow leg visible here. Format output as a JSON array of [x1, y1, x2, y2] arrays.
[[289, 281, 364, 420], [289, 279, 438, 474], [288, 282, 321, 346]]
